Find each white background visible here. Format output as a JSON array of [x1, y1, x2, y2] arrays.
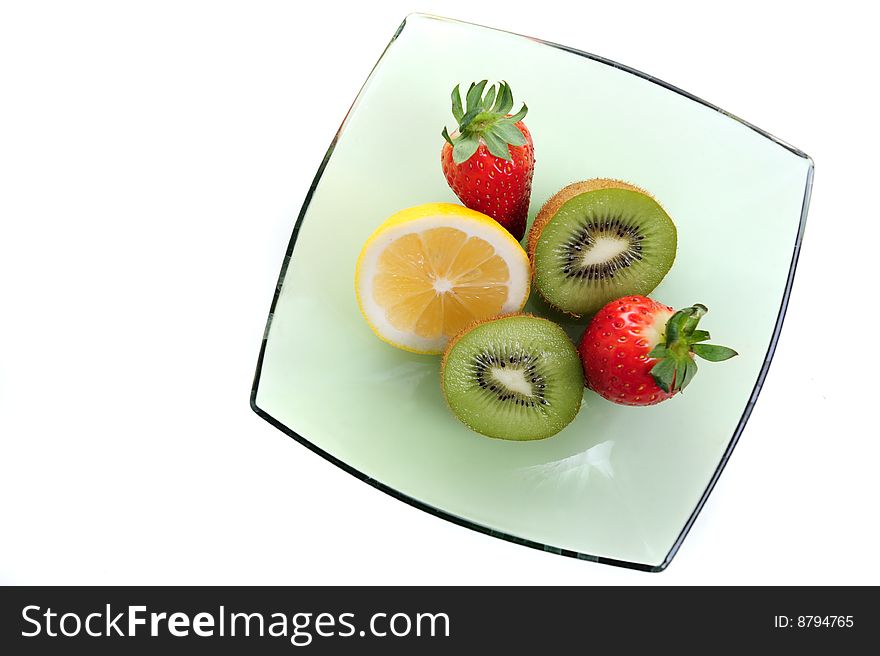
[[1, 0, 877, 585]]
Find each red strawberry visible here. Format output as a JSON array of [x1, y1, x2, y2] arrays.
[[441, 81, 534, 241], [579, 296, 737, 406]]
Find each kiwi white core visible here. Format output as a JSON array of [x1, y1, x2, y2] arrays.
[[490, 367, 534, 397], [580, 236, 630, 267]]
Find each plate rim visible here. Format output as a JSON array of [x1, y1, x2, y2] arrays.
[[250, 12, 814, 572]]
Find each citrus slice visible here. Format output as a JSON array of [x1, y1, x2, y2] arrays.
[[356, 203, 531, 354]]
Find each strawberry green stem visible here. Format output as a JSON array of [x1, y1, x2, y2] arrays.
[[648, 304, 737, 394], [441, 80, 528, 164]]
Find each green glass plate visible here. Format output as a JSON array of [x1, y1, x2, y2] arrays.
[[251, 14, 812, 571]]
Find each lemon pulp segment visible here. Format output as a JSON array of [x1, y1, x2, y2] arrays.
[[374, 227, 511, 340]]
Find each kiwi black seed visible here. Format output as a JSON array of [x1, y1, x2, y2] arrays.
[[441, 314, 584, 441], [527, 179, 677, 316]]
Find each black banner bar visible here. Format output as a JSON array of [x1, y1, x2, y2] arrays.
[[0, 587, 873, 653]]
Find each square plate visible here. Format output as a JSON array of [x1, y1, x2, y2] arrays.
[[251, 14, 812, 571]]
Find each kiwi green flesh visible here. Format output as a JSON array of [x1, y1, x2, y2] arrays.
[[534, 188, 677, 316], [442, 316, 584, 441]]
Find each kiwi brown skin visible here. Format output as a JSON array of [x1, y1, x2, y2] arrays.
[[526, 179, 660, 316]]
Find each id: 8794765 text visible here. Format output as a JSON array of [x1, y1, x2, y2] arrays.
[[774, 616, 854, 629]]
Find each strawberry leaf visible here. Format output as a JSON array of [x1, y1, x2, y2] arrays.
[[482, 84, 497, 111], [490, 82, 505, 113], [493, 122, 527, 146], [664, 308, 694, 344], [679, 358, 698, 392], [493, 81, 513, 114], [452, 133, 480, 165], [466, 80, 488, 112], [451, 84, 464, 123], [650, 358, 678, 393], [692, 344, 738, 362], [482, 130, 512, 160], [506, 103, 528, 124], [681, 303, 708, 335], [690, 329, 711, 343]]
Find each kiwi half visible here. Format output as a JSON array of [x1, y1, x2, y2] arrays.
[[441, 314, 584, 441], [528, 179, 677, 316]]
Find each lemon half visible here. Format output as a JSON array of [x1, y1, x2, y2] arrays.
[[356, 203, 531, 354]]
